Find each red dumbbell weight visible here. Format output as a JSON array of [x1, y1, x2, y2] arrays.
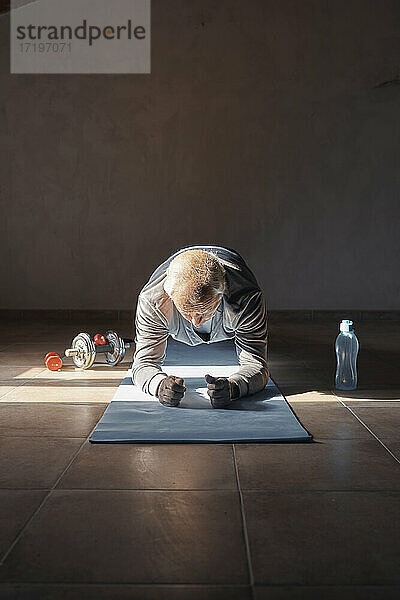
[[45, 352, 63, 371], [94, 333, 107, 346]]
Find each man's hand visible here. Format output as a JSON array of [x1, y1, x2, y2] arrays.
[[156, 375, 186, 407], [205, 374, 240, 408]]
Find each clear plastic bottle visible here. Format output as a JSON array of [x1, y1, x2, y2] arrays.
[[335, 320, 359, 390]]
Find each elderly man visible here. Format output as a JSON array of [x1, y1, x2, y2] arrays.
[[132, 244, 268, 408]]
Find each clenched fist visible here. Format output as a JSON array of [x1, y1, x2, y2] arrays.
[[156, 375, 186, 407], [205, 374, 240, 408]]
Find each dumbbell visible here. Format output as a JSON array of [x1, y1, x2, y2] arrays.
[[64, 331, 134, 370], [45, 352, 63, 371]]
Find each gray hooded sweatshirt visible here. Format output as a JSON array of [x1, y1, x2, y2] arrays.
[[132, 244, 269, 398]]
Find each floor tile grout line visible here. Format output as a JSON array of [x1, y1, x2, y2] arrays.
[[0, 431, 91, 567], [0, 436, 89, 440], [232, 444, 255, 596], [0, 368, 48, 401], [0, 581, 252, 587], [1, 488, 400, 493], [334, 394, 400, 465], [2, 487, 400, 493], [0, 584, 398, 590], [0, 404, 112, 407], [342, 402, 400, 407], [0, 488, 243, 493], [0, 582, 399, 587], [0, 402, 109, 405]]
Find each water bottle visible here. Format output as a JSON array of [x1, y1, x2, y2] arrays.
[[335, 320, 359, 390]]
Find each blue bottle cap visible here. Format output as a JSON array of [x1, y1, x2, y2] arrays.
[[340, 320, 354, 333]]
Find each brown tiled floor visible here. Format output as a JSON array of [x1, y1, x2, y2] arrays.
[[0, 319, 399, 599], [244, 491, 400, 585]]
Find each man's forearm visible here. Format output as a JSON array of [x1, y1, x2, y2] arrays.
[[132, 363, 168, 396], [132, 294, 170, 396], [231, 290, 269, 398], [229, 361, 269, 398]]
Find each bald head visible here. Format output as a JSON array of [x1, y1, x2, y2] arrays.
[[164, 249, 225, 326]]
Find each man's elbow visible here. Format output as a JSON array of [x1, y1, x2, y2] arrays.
[[251, 365, 269, 395], [262, 365, 269, 387], [131, 360, 145, 390]]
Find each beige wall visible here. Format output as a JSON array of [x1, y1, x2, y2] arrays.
[[1, 0, 399, 309]]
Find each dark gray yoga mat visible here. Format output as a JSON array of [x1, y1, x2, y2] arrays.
[[90, 339, 312, 443]]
